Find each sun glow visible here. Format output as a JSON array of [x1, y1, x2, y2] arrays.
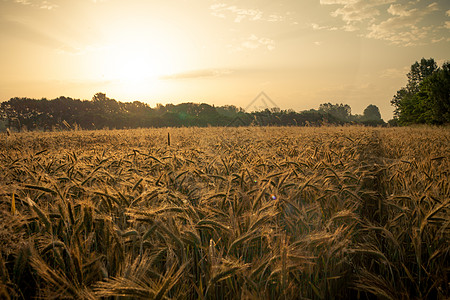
[[95, 23, 190, 96], [104, 44, 173, 82]]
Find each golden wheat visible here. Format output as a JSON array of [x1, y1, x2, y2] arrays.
[[0, 126, 448, 299]]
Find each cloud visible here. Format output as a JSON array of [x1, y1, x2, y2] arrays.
[[366, 3, 439, 46], [267, 14, 285, 22], [12, 0, 58, 9], [160, 69, 233, 80], [39, 1, 57, 9], [328, 0, 395, 25], [387, 3, 414, 17], [379, 67, 409, 78], [310, 23, 338, 31], [320, 0, 357, 4], [210, 3, 285, 23], [14, 0, 31, 4], [317, 0, 395, 32], [232, 34, 275, 51], [318, 0, 445, 46], [444, 9, 450, 29]]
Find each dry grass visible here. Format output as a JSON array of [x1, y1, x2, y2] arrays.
[[0, 126, 449, 299]]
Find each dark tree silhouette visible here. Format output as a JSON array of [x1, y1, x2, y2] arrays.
[[0, 93, 388, 131], [318, 103, 351, 122], [362, 105, 382, 121]]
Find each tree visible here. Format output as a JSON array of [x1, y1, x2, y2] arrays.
[[362, 104, 382, 121], [390, 58, 448, 125], [406, 58, 438, 93], [319, 103, 351, 121], [413, 63, 450, 124]]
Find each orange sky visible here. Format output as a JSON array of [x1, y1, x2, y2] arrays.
[[1, 0, 449, 120]]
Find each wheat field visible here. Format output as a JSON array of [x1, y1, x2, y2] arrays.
[[0, 126, 449, 299]]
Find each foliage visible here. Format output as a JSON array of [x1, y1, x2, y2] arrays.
[[362, 104, 382, 121], [0, 126, 448, 299], [391, 58, 449, 125], [318, 103, 351, 122], [0, 95, 384, 131]]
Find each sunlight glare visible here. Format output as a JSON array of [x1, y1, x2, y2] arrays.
[[99, 31, 185, 95], [106, 44, 173, 81]]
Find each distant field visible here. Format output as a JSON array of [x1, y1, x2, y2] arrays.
[[1, 126, 449, 299]]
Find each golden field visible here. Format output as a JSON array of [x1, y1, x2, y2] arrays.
[[0, 126, 449, 299]]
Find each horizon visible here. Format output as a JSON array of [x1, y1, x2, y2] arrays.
[[3, 91, 386, 119], [1, 0, 449, 120]]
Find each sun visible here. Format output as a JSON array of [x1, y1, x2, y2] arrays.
[[103, 43, 175, 84], [86, 17, 195, 97], [95, 31, 187, 96], [100, 42, 178, 96]]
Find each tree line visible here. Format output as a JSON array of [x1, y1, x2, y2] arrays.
[[0, 92, 384, 131], [0, 57, 447, 131]]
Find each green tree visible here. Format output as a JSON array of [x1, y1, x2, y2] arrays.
[[412, 63, 450, 124], [319, 103, 351, 121], [406, 58, 438, 93], [390, 58, 449, 125], [362, 104, 382, 121]]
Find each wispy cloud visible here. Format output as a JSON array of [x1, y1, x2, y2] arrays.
[[210, 3, 285, 23], [160, 69, 233, 80], [331, 1, 390, 25], [229, 34, 275, 52], [320, 0, 358, 4], [318, 0, 445, 46], [446, 10, 450, 29], [39, 1, 57, 10], [387, 3, 414, 17], [317, 0, 394, 32], [367, 3, 439, 46], [12, 0, 58, 9], [379, 66, 409, 78], [14, 0, 31, 5], [310, 23, 338, 31]]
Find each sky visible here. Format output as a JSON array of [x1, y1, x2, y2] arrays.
[[0, 0, 449, 120]]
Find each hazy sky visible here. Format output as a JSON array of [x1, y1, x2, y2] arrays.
[[1, 0, 449, 119]]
